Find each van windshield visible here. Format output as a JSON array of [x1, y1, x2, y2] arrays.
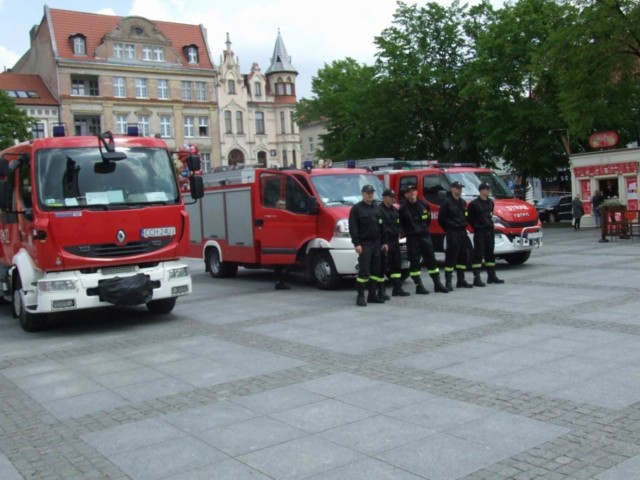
[[36, 147, 179, 209], [310, 173, 385, 206], [445, 171, 515, 200]]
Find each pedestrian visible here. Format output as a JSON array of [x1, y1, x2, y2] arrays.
[[398, 184, 448, 295], [380, 188, 410, 297], [438, 181, 472, 290], [572, 195, 584, 230], [591, 190, 603, 228], [468, 182, 504, 286], [348, 184, 387, 306]]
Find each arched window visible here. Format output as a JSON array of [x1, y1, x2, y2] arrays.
[[71, 35, 86, 55], [227, 79, 236, 94]]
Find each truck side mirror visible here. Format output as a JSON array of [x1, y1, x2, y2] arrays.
[[186, 154, 201, 172], [189, 175, 204, 200], [0, 181, 8, 210], [308, 196, 319, 214]]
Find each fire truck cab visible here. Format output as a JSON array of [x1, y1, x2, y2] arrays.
[[186, 166, 388, 289], [0, 130, 203, 331]]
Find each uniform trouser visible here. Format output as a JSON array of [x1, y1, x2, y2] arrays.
[[471, 229, 495, 269], [356, 240, 383, 287], [444, 229, 468, 272], [406, 234, 439, 279], [382, 240, 402, 282]]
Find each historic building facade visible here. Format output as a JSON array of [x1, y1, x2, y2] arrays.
[[9, 6, 302, 171], [217, 31, 300, 169]]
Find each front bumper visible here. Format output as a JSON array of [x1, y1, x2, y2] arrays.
[[23, 260, 192, 315], [494, 227, 543, 254]]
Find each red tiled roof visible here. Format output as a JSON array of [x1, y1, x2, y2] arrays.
[[48, 8, 214, 70], [0, 73, 58, 106]]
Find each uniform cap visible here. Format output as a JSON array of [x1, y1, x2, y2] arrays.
[[361, 184, 375, 193], [450, 181, 464, 189], [478, 182, 491, 191], [403, 184, 417, 193], [382, 188, 395, 197]]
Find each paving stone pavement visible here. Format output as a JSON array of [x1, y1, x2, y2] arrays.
[[2, 225, 640, 479]]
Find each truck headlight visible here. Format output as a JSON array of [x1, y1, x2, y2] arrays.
[[168, 266, 189, 279], [334, 219, 350, 238], [38, 279, 77, 292]]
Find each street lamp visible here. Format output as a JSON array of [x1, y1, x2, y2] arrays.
[[549, 128, 570, 155]]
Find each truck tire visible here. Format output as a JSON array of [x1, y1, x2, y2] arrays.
[[206, 248, 238, 278], [146, 297, 177, 314], [13, 278, 47, 332], [503, 251, 531, 265], [311, 251, 341, 290], [548, 212, 557, 223]]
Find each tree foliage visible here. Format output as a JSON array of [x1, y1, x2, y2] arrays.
[[0, 90, 32, 150], [299, 0, 640, 176]]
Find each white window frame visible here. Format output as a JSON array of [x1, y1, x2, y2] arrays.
[[153, 47, 164, 61], [113, 42, 124, 59], [224, 111, 232, 134], [138, 115, 150, 136], [113, 77, 125, 98], [115, 114, 128, 134], [124, 44, 136, 60], [255, 112, 265, 135], [195, 82, 207, 101], [142, 46, 153, 61], [187, 46, 199, 64], [181, 81, 192, 101], [73, 37, 86, 55], [198, 117, 209, 137], [135, 78, 148, 98], [236, 111, 244, 134], [184, 116, 195, 138], [157, 79, 169, 100], [160, 115, 172, 138]]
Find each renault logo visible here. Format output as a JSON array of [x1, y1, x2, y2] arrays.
[[116, 230, 126, 244]]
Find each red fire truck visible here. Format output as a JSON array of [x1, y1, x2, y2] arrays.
[[186, 166, 390, 289], [0, 129, 203, 331], [336, 159, 542, 265], [381, 165, 542, 264]]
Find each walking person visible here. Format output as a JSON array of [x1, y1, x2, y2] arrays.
[[348, 184, 387, 306], [438, 181, 473, 290], [591, 190, 603, 228], [468, 182, 504, 285], [380, 188, 410, 297], [572, 195, 585, 230], [398, 184, 448, 295]]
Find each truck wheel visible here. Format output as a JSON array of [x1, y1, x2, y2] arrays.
[[13, 279, 47, 332], [504, 251, 531, 265], [311, 251, 341, 290], [206, 248, 238, 278], [146, 297, 177, 314]]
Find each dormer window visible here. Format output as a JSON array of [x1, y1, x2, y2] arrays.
[[184, 45, 199, 64], [70, 34, 87, 55]]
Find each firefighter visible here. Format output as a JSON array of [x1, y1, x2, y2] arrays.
[[348, 184, 387, 306], [398, 184, 448, 295], [380, 188, 410, 297], [468, 182, 504, 285], [438, 181, 473, 290]]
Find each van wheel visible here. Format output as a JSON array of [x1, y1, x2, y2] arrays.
[[146, 297, 177, 314], [504, 251, 531, 265], [13, 278, 47, 332], [311, 251, 341, 290], [206, 248, 238, 278], [548, 212, 557, 223]]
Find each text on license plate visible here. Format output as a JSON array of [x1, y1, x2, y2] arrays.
[[527, 231, 543, 239]]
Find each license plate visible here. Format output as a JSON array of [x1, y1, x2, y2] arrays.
[[527, 231, 543, 239]]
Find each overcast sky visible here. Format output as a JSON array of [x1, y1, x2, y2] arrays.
[[0, 0, 484, 99]]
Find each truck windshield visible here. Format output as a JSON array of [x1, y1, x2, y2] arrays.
[[310, 173, 385, 206], [36, 147, 179, 209], [445, 171, 514, 200]]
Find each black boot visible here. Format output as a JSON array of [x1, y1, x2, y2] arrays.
[[368, 284, 385, 303], [431, 274, 449, 293], [413, 276, 429, 295], [392, 279, 410, 297], [473, 269, 485, 287], [356, 283, 367, 307], [456, 269, 473, 288], [378, 282, 391, 301], [487, 267, 505, 284], [445, 271, 454, 292]]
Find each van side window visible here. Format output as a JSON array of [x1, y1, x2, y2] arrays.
[[260, 173, 283, 208], [286, 177, 311, 214], [424, 174, 448, 205], [19, 158, 33, 210]]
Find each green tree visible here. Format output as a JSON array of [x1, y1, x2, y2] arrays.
[[0, 90, 32, 150], [461, 0, 573, 181], [548, 0, 640, 143]]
